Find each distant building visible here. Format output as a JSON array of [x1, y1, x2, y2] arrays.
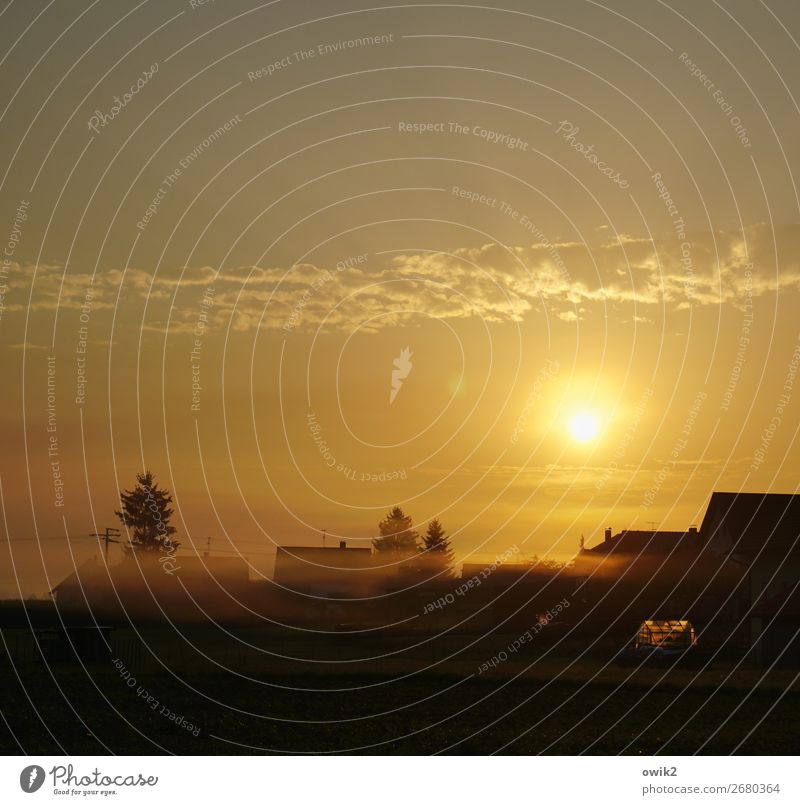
[[273, 541, 376, 599], [50, 554, 252, 622]]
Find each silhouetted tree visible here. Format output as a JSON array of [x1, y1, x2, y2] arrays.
[[421, 518, 454, 578], [373, 506, 419, 557], [115, 471, 179, 556]]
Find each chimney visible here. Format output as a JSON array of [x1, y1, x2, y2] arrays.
[[605, 527, 612, 542], [339, 540, 347, 549], [688, 525, 698, 536]]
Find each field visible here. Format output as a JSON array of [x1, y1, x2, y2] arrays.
[[1, 625, 797, 755]]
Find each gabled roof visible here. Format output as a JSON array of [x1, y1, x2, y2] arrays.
[[699, 491, 800, 556]]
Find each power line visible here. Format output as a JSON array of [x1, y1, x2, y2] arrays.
[[3, 535, 280, 545], [89, 527, 121, 560]]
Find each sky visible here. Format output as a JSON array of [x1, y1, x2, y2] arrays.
[[2, 0, 800, 596]]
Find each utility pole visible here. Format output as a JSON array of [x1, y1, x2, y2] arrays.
[[322, 528, 327, 548], [90, 527, 121, 561]]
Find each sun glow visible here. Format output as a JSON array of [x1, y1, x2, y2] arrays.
[[569, 411, 599, 442]]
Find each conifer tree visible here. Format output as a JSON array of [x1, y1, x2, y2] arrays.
[[115, 471, 179, 556], [373, 506, 419, 557], [421, 518, 454, 578]]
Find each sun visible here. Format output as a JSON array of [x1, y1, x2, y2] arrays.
[[569, 411, 599, 442]]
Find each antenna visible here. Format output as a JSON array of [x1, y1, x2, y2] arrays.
[[322, 528, 327, 548], [90, 527, 121, 561], [205, 534, 211, 557]]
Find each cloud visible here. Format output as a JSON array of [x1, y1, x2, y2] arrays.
[[3, 222, 799, 334], [465, 458, 726, 500], [7, 341, 52, 350]]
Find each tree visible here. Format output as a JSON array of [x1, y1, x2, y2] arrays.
[[373, 506, 419, 557], [115, 471, 179, 556], [420, 518, 454, 578]]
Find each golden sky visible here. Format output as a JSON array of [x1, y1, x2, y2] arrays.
[[2, 0, 800, 595]]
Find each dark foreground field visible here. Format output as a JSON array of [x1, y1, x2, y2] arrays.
[[1, 657, 797, 755]]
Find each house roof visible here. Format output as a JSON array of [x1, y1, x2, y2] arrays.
[[699, 491, 800, 556], [585, 530, 696, 556], [274, 545, 375, 572], [277, 545, 371, 554]]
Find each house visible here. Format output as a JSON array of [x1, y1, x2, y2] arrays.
[[273, 541, 376, 599], [701, 491, 800, 665], [574, 525, 708, 596], [701, 491, 800, 602], [749, 585, 800, 667], [573, 518, 745, 641]]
